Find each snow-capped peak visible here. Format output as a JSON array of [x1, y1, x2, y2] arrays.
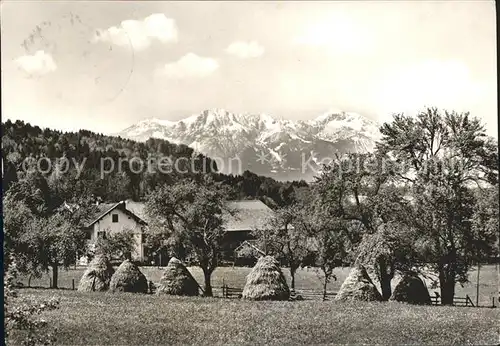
[[116, 108, 381, 180], [312, 109, 346, 123]]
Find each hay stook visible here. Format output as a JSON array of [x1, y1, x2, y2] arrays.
[[334, 265, 383, 302], [109, 259, 149, 293], [242, 255, 290, 301], [78, 254, 115, 292], [390, 273, 431, 305], [156, 257, 200, 296]]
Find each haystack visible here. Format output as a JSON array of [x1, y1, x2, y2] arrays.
[[78, 255, 115, 292], [334, 265, 383, 301], [242, 255, 290, 301], [109, 259, 148, 293], [156, 257, 200, 296], [390, 274, 431, 305]]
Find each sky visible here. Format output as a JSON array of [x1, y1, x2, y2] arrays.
[[1, 1, 497, 136]]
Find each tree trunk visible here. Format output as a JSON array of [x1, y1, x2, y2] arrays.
[[203, 268, 213, 297], [376, 257, 392, 301], [379, 273, 392, 301], [52, 264, 59, 289], [290, 265, 297, 291], [439, 268, 455, 305], [322, 271, 328, 301]]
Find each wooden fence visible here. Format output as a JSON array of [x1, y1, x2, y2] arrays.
[[430, 294, 476, 307], [20, 276, 77, 290], [292, 289, 337, 301], [17, 275, 497, 308], [220, 284, 337, 300], [221, 284, 243, 298], [47, 278, 76, 291], [219, 285, 495, 306]]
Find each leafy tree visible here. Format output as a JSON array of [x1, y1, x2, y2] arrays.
[[144, 217, 189, 264], [354, 220, 423, 298], [4, 174, 98, 288], [314, 153, 407, 299], [6, 171, 53, 217], [145, 180, 233, 296], [469, 185, 499, 299], [3, 198, 35, 273], [4, 257, 59, 346], [93, 228, 136, 261], [2, 155, 19, 191], [378, 108, 499, 304], [254, 204, 311, 290], [305, 200, 351, 300], [470, 185, 499, 262], [19, 213, 86, 289]]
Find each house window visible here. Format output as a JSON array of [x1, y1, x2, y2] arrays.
[[112, 214, 119, 223], [97, 231, 107, 240]]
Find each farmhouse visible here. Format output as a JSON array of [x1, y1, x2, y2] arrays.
[[77, 201, 147, 264], [77, 199, 275, 265]]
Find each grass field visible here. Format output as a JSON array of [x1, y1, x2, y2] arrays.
[[19, 264, 499, 306], [12, 289, 500, 345]]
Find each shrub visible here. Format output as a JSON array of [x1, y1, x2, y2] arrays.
[[4, 260, 59, 346]]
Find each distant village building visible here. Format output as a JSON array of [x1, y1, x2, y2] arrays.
[[76, 199, 275, 265], [233, 240, 266, 266]]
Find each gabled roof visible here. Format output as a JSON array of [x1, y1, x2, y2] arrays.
[[85, 202, 122, 227], [234, 240, 265, 256], [224, 200, 275, 232], [125, 200, 147, 221], [85, 201, 147, 228]]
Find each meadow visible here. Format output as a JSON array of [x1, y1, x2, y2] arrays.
[[13, 265, 499, 344], [13, 289, 500, 345]]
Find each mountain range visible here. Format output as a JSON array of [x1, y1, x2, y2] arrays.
[[116, 109, 381, 181]]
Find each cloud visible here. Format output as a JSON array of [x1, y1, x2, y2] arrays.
[[14, 50, 57, 75], [159, 53, 219, 78], [93, 13, 178, 50], [376, 60, 483, 121], [293, 17, 374, 55], [225, 41, 264, 58]]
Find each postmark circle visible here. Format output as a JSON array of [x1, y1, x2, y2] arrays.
[[19, 11, 135, 111]]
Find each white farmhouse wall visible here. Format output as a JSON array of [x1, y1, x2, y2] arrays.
[[88, 208, 144, 261]]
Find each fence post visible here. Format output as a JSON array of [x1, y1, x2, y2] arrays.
[[28, 276, 31, 288], [72, 279, 75, 290], [476, 263, 480, 307], [49, 277, 52, 289]]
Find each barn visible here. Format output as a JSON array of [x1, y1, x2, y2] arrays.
[[220, 200, 274, 262]]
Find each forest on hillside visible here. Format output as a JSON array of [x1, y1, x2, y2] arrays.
[[1, 120, 308, 207]]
